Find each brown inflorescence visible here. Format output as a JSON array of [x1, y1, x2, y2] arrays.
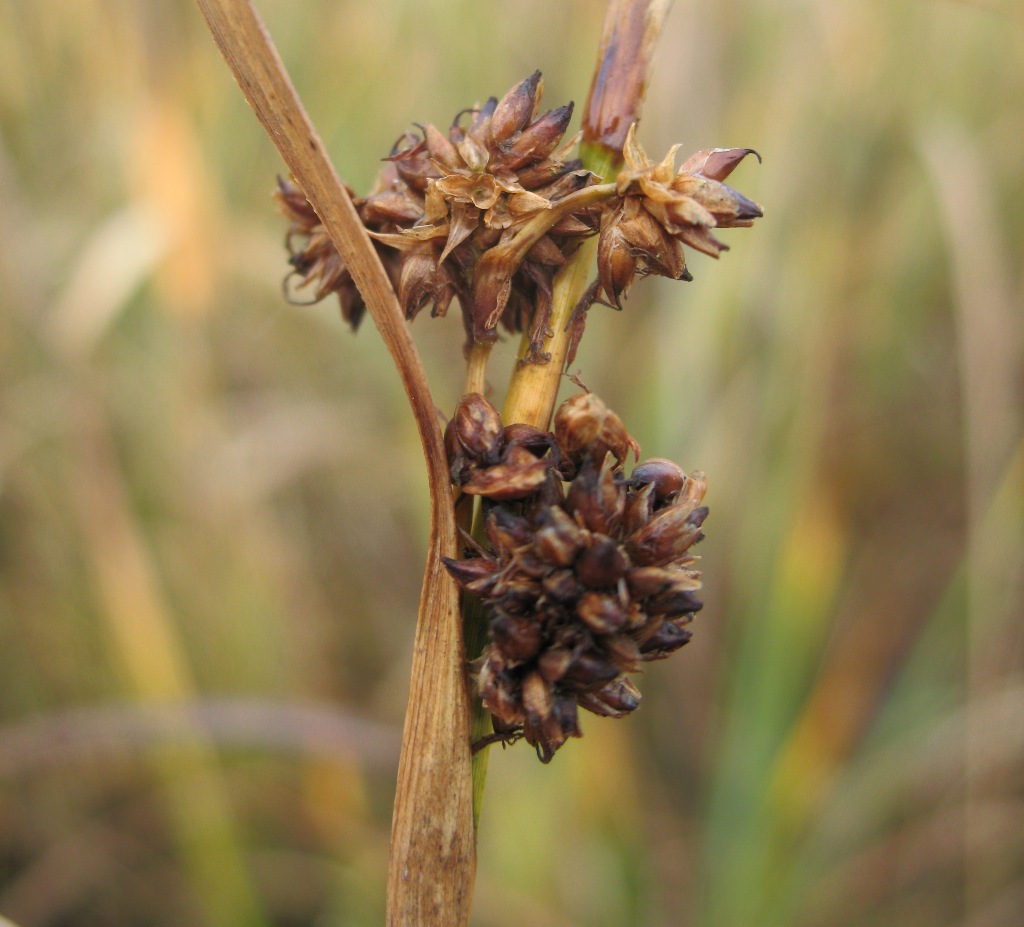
[[598, 125, 763, 306], [276, 73, 761, 357], [443, 392, 707, 762]]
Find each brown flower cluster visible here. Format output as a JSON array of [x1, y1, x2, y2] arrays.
[[277, 72, 761, 357], [443, 392, 707, 762], [278, 72, 597, 358], [598, 125, 763, 306]]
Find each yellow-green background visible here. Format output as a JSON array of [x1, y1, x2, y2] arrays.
[[1, 1, 1022, 925]]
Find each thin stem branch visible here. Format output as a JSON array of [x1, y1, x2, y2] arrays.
[[465, 341, 493, 397]]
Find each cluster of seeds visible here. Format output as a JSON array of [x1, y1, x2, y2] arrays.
[[277, 72, 761, 359], [444, 392, 707, 761]]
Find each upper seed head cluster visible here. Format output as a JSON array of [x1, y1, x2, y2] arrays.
[[277, 72, 762, 359]]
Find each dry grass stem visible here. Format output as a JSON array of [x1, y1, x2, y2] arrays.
[[195, 0, 474, 922]]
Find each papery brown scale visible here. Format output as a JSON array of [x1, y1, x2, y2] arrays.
[[534, 507, 587, 567], [554, 392, 607, 459], [649, 193, 717, 232], [503, 423, 564, 463], [626, 566, 701, 599], [622, 482, 655, 536], [518, 263, 555, 365], [468, 97, 498, 142], [602, 633, 642, 671], [491, 612, 544, 662], [443, 416, 462, 470], [677, 176, 763, 227], [645, 588, 703, 617], [563, 650, 620, 687], [470, 246, 515, 341], [440, 556, 497, 587], [506, 190, 550, 218], [398, 248, 451, 319], [336, 286, 366, 330], [387, 135, 437, 192], [541, 568, 580, 603], [551, 215, 596, 237], [490, 71, 543, 144], [422, 122, 461, 171], [565, 461, 623, 536], [679, 471, 708, 508], [533, 468, 567, 510], [452, 392, 504, 464], [576, 591, 629, 634], [538, 647, 573, 683], [638, 621, 692, 658], [552, 696, 581, 741], [622, 205, 687, 281], [578, 675, 641, 717], [532, 168, 593, 202], [511, 547, 554, 581], [521, 672, 557, 742], [678, 146, 761, 182], [631, 458, 686, 501], [434, 173, 499, 209], [686, 505, 710, 530], [625, 502, 705, 567], [496, 103, 574, 171], [480, 659, 523, 724], [597, 210, 637, 307], [674, 223, 730, 259], [575, 537, 629, 589], [461, 451, 550, 500], [514, 154, 581, 189], [525, 234, 566, 267], [438, 201, 480, 264], [492, 574, 541, 605], [597, 407, 640, 468], [458, 133, 490, 174], [359, 189, 424, 225]]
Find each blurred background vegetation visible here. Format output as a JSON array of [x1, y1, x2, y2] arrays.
[[1, 1, 1022, 925]]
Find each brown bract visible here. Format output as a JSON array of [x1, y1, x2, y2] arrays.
[[442, 392, 707, 762]]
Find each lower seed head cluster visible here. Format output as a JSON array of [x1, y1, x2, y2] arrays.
[[444, 392, 707, 761]]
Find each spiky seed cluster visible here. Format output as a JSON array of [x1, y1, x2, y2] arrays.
[[279, 72, 597, 358], [598, 125, 763, 306], [443, 392, 707, 762], [277, 72, 761, 356]]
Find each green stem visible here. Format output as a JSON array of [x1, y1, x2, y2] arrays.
[[501, 146, 622, 430]]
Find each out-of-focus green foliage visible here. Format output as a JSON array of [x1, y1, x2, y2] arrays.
[[1, 1, 1021, 925]]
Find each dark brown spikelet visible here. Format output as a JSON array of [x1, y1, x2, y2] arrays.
[[442, 392, 707, 762]]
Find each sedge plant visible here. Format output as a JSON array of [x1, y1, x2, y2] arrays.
[[196, 0, 762, 922]]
